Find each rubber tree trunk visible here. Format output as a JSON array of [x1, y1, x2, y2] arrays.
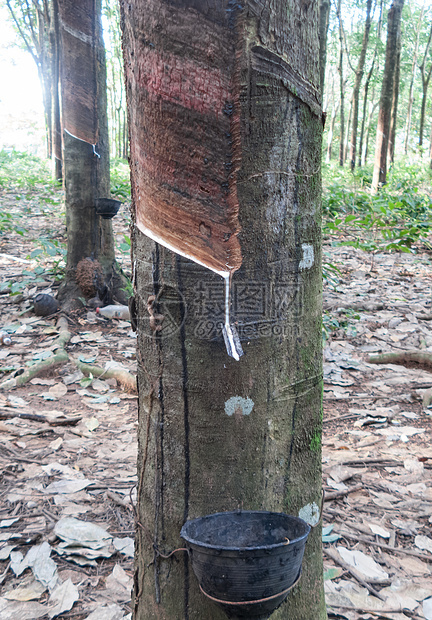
[[57, 0, 124, 307], [121, 1, 325, 619], [349, 0, 372, 171], [371, 0, 404, 193]]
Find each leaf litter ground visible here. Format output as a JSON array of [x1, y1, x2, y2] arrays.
[[0, 186, 431, 619]]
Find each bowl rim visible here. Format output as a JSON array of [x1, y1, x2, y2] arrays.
[[180, 510, 311, 552]]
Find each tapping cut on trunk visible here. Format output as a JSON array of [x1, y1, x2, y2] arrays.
[[123, 0, 243, 277]]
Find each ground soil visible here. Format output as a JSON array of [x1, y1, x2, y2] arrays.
[[0, 184, 431, 619]]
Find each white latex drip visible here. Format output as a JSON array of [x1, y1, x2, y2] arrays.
[[224, 274, 240, 361]]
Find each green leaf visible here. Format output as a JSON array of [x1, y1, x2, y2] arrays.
[[324, 568, 343, 581], [80, 375, 93, 388], [78, 355, 97, 364], [322, 524, 334, 536]]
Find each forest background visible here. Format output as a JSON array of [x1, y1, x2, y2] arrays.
[[2, 0, 432, 274]]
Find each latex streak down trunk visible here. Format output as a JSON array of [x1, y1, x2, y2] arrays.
[[121, 0, 325, 618]]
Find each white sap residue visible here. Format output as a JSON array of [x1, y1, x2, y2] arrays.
[[224, 274, 240, 361]]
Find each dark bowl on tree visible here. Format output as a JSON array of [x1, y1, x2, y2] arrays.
[[180, 510, 310, 619], [95, 198, 122, 219]]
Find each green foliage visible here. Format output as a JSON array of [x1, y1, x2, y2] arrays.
[[0, 148, 53, 189], [322, 309, 360, 344], [29, 238, 67, 280], [110, 158, 131, 199], [322, 160, 432, 254]]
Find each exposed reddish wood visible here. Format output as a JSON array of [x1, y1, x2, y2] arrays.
[[58, 0, 98, 144], [123, 0, 242, 275]]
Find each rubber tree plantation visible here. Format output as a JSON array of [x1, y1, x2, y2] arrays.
[[56, 0, 126, 309], [121, 0, 325, 618]]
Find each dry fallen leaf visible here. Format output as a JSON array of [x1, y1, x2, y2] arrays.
[[415, 535, 432, 554], [0, 598, 47, 620], [336, 547, 389, 580], [4, 580, 46, 602], [48, 579, 79, 618], [424, 597, 432, 620], [368, 523, 391, 539], [83, 604, 125, 620]]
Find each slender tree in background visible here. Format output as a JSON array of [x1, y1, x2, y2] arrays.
[[418, 22, 432, 148], [387, 25, 401, 166], [364, 99, 379, 165], [6, 0, 61, 174], [344, 96, 353, 163], [103, 0, 128, 159], [349, 0, 373, 170], [357, 0, 383, 168], [121, 0, 325, 618], [429, 120, 432, 168], [320, 0, 331, 98], [50, 0, 62, 180], [326, 99, 340, 162], [336, 0, 345, 166], [404, 4, 424, 154], [57, 0, 125, 307], [371, 0, 404, 193]]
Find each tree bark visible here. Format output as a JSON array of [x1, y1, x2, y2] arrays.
[[57, 0, 125, 307], [371, 0, 404, 193], [349, 0, 373, 171], [121, 1, 325, 619]]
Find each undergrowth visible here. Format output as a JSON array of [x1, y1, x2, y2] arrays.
[[322, 158, 432, 254], [0, 151, 132, 294]]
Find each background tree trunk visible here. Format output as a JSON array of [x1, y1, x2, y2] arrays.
[[122, 1, 325, 619], [418, 23, 432, 148], [371, 0, 404, 193], [6, 0, 54, 162], [349, 0, 372, 170], [57, 0, 125, 308], [364, 99, 379, 165], [319, 0, 331, 98], [387, 32, 401, 166], [404, 4, 424, 154], [337, 0, 345, 167], [344, 96, 353, 163], [326, 100, 340, 162], [50, 0, 62, 181]]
